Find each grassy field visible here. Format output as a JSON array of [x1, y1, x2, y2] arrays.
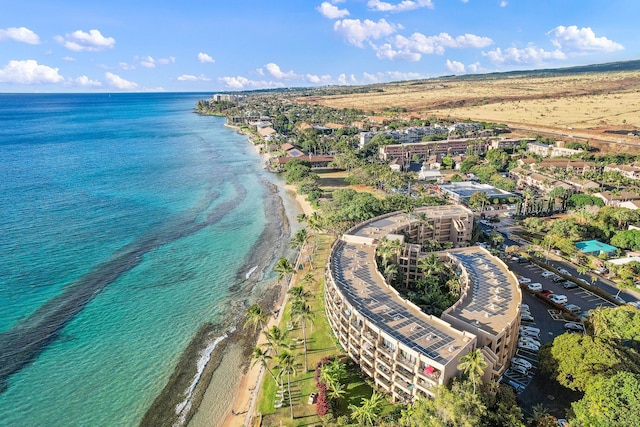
[[297, 68, 640, 153]]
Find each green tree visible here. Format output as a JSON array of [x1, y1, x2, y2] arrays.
[[457, 349, 488, 394], [572, 372, 640, 427], [250, 346, 280, 387], [244, 304, 268, 334], [290, 300, 314, 371], [264, 325, 290, 356], [468, 191, 490, 211], [349, 391, 385, 426], [274, 257, 295, 283], [276, 350, 297, 419]]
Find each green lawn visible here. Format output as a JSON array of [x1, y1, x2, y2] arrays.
[[255, 234, 391, 426]]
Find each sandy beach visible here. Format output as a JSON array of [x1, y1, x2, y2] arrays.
[[189, 126, 315, 427]]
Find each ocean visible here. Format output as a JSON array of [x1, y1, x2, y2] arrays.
[[0, 93, 293, 426]]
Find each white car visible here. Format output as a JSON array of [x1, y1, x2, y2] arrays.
[[520, 325, 540, 335], [518, 277, 532, 284], [527, 282, 543, 292], [564, 322, 585, 332], [521, 313, 535, 322], [519, 337, 541, 347], [548, 294, 568, 305], [577, 278, 590, 286], [521, 304, 530, 311], [558, 268, 571, 276], [508, 364, 529, 376], [511, 357, 533, 370], [520, 329, 540, 339], [565, 304, 582, 314], [518, 341, 539, 351], [541, 271, 555, 278]]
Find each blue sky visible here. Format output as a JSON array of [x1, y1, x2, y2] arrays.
[[0, 0, 636, 92]]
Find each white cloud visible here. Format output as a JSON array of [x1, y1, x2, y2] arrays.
[[467, 62, 483, 73], [157, 57, 175, 65], [367, 0, 433, 13], [177, 74, 211, 81], [372, 43, 422, 61], [362, 70, 424, 83], [55, 29, 115, 52], [446, 59, 466, 73], [548, 25, 623, 53], [377, 31, 493, 61], [0, 27, 41, 44], [305, 73, 332, 84], [317, 2, 350, 19], [219, 75, 285, 90], [333, 18, 399, 47], [62, 56, 76, 62], [0, 60, 63, 84], [500, 1, 508, 7], [198, 52, 215, 63], [264, 63, 298, 79], [140, 56, 156, 68], [483, 45, 566, 66], [74, 75, 102, 87], [105, 72, 138, 90], [119, 62, 135, 70]]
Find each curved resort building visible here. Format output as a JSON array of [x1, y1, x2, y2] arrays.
[[324, 205, 522, 402]]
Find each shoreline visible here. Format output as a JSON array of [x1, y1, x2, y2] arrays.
[[187, 120, 311, 427]]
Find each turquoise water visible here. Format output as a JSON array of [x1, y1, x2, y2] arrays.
[[0, 94, 282, 426]]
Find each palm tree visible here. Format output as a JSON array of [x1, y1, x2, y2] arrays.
[[291, 300, 314, 371], [300, 273, 316, 287], [415, 212, 433, 242], [348, 391, 385, 426], [244, 304, 269, 333], [276, 350, 297, 419], [288, 285, 311, 303], [383, 263, 398, 283], [274, 257, 295, 284], [457, 349, 487, 394], [250, 346, 280, 387], [418, 252, 441, 277], [264, 325, 290, 356]]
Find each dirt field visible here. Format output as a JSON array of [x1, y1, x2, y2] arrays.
[[298, 70, 640, 153]]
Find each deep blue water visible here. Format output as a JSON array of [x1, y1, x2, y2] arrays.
[[0, 93, 279, 426]]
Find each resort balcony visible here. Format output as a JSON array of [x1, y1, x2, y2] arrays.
[[377, 353, 393, 368], [416, 378, 435, 394], [395, 355, 416, 371], [349, 348, 360, 362], [377, 363, 393, 380], [377, 345, 395, 358], [363, 331, 378, 345], [394, 387, 414, 403], [395, 365, 415, 382], [417, 369, 440, 385], [362, 343, 375, 358], [361, 361, 374, 377], [376, 376, 393, 391]]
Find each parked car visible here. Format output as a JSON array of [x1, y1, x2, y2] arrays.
[[519, 336, 541, 347], [565, 304, 582, 314], [563, 281, 579, 289], [539, 289, 553, 297], [577, 278, 590, 286], [549, 294, 568, 305], [558, 419, 569, 427], [508, 364, 529, 376], [517, 257, 530, 264], [521, 313, 535, 322], [518, 277, 532, 284], [541, 271, 555, 278], [511, 357, 533, 370], [501, 378, 525, 394], [564, 322, 585, 332], [520, 325, 540, 335], [527, 282, 543, 292], [518, 341, 540, 351], [558, 268, 571, 276], [613, 294, 627, 304], [520, 329, 540, 338], [552, 275, 565, 283], [521, 304, 530, 311]]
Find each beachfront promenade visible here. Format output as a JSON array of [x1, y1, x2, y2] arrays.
[[324, 206, 522, 402]]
